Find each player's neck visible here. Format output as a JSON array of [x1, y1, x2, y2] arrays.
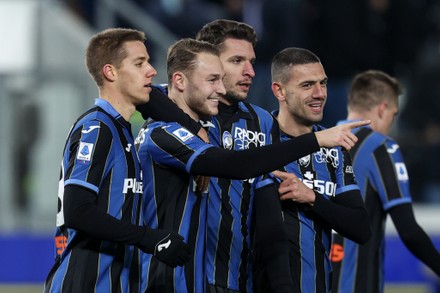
[[277, 109, 312, 137], [99, 88, 135, 122], [169, 91, 200, 122]]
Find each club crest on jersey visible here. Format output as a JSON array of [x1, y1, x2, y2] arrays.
[[173, 128, 194, 142], [299, 155, 311, 167], [77, 142, 94, 161], [222, 131, 233, 150], [395, 162, 409, 181]]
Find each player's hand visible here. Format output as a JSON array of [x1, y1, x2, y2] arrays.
[[195, 175, 210, 196], [315, 120, 370, 150], [272, 170, 315, 205], [154, 232, 191, 267], [140, 227, 192, 267]]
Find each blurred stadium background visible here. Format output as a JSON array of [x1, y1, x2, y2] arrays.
[[0, 0, 439, 292]]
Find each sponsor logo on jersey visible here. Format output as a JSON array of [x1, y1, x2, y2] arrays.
[[301, 170, 337, 197], [395, 162, 409, 181], [123, 178, 143, 194], [233, 127, 266, 150], [387, 144, 399, 154], [173, 128, 194, 142], [314, 148, 339, 168], [81, 125, 100, 134], [200, 120, 215, 128], [77, 142, 94, 161], [345, 165, 354, 173], [222, 131, 233, 150], [125, 143, 132, 152]]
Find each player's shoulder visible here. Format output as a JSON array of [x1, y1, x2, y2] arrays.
[[80, 105, 119, 126], [135, 120, 182, 144], [367, 130, 399, 150], [72, 109, 114, 137]]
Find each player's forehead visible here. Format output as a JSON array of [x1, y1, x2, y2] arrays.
[[288, 63, 327, 84], [221, 38, 255, 59], [193, 53, 224, 77], [121, 40, 149, 63]]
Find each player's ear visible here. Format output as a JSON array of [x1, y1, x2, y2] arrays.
[[103, 64, 117, 82], [272, 82, 286, 101], [377, 102, 387, 119], [172, 72, 186, 91]]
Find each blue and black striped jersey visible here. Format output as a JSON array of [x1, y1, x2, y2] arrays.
[[205, 102, 279, 292], [136, 121, 214, 293], [331, 124, 412, 293], [45, 99, 143, 293], [279, 124, 360, 293]]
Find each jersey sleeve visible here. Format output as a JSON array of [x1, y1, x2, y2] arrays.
[[64, 120, 112, 193], [370, 139, 412, 210], [137, 122, 214, 173], [334, 148, 360, 197]]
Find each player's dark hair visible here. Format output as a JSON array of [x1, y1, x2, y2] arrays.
[[271, 47, 321, 83], [348, 70, 402, 112], [167, 38, 219, 85], [196, 19, 257, 51], [86, 28, 146, 87]]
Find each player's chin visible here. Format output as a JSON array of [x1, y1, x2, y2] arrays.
[[135, 94, 150, 105], [207, 106, 219, 116], [235, 92, 248, 101]]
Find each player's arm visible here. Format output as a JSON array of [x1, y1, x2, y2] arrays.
[[63, 185, 191, 267], [254, 178, 293, 293], [191, 133, 319, 178], [390, 203, 440, 276], [312, 190, 371, 244], [136, 85, 203, 137], [274, 170, 371, 244], [64, 122, 190, 267], [190, 120, 370, 178]]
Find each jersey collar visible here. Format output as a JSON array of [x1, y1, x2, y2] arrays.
[[95, 98, 131, 128]]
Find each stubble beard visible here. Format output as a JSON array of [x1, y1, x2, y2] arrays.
[[225, 89, 247, 104]]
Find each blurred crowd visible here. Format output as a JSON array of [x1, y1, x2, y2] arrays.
[[63, 0, 440, 203]]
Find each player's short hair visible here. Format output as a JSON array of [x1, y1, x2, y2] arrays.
[[86, 28, 146, 87], [167, 38, 219, 85], [348, 70, 403, 112], [271, 47, 321, 84], [196, 19, 257, 51]]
